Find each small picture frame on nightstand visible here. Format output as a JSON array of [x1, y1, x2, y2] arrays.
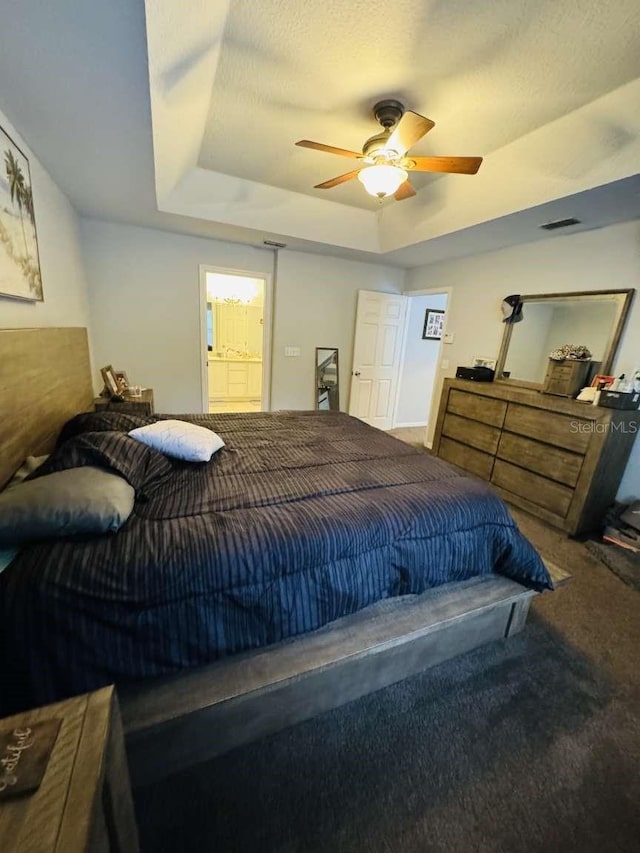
[[100, 365, 120, 396], [114, 371, 129, 392]]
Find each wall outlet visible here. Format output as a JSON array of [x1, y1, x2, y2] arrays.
[[285, 346, 301, 357], [441, 359, 450, 370]]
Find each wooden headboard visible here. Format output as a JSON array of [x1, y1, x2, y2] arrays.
[[0, 327, 94, 488]]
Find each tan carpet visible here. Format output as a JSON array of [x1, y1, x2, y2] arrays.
[[386, 426, 427, 447]]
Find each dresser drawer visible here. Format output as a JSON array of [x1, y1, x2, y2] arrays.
[[546, 362, 589, 380], [504, 403, 591, 453], [544, 377, 575, 396], [442, 412, 501, 455], [497, 432, 583, 487], [447, 389, 507, 428], [492, 459, 573, 517], [439, 437, 494, 480], [228, 364, 248, 380]]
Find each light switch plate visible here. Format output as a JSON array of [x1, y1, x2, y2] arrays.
[[285, 346, 301, 357], [443, 332, 455, 344]]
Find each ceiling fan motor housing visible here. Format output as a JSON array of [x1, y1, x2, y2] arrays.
[[363, 100, 406, 160], [373, 99, 405, 129], [363, 131, 395, 159]]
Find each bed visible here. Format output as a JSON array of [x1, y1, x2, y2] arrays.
[[0, 328, 552, 784]]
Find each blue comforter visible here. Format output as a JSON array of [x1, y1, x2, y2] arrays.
[[0, 410, 551, 712]]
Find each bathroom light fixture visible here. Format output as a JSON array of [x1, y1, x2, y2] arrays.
[[209, 278, 259, 305], [358, 164, 408, 198]]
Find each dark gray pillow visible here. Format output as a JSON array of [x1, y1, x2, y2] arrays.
[[33, 431, 172, 497], [0, 466, 135, 545], [57, 410, 153, 446]]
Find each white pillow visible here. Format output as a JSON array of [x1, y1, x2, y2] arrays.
[[128, 420, 225, 462]]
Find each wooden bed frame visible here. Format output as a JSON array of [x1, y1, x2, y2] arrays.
[[0, 327, 553, 787]]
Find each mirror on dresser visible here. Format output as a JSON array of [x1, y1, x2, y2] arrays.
[[315, 348, 339, 411], [496, 289, 635, 388]]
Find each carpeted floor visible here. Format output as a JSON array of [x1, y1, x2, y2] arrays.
[[134, 508, 640, 852], [386, 426, 427, 448], [585, 539, 640, 591]]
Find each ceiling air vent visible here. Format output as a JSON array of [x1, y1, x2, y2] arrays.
[[539, 217, 581, 231]]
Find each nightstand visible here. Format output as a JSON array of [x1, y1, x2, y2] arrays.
[[94, 388, 154, 416], [0, 686, 139, 852]]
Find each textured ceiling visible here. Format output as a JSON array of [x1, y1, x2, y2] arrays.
[[0, 1, 638, 267], [197, 0, 640, 209]]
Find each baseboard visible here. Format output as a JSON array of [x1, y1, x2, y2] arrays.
[[391, 421, 427, 429]]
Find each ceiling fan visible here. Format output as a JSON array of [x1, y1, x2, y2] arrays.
[[296, 100, 483, 201]]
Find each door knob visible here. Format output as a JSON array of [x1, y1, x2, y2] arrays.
[[354, 371, 361, 376]]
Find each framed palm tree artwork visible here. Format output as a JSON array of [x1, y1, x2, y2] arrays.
[[0, 124, 43, 301]]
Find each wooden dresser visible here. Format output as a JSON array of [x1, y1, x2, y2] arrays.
[[432, 379, 638, 535]]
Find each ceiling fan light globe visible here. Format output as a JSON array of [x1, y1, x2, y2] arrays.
[[358, 165, 407, 198]]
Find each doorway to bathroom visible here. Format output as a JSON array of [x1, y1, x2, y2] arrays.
[[199, 267, 272, 414]]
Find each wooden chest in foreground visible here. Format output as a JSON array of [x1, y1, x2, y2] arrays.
[[0, 686, 138, 852]]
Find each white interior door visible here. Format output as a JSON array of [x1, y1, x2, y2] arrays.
[[349, 290, 408, 429]]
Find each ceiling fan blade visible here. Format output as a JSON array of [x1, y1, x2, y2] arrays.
[[386, 111, 435, 156], [314, 169, 361, 189], [394, 181, 416, 200], [296, 140, 362, 159], [408, 156, 483, 174]]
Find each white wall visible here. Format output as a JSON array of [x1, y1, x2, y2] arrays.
[[405, 220, 640, 500], [0, 104, 90, 331], [272, 251, 403, 410], [395, 293, 447, 427], [81, 218, 404, 412]]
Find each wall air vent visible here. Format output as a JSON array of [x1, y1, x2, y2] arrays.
[[539, 217, 581, 231], [263, 240, 287, 248]]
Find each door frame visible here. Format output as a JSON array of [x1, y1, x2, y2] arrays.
[[199, 265, 273, 413], [391, 287, 453, 444]]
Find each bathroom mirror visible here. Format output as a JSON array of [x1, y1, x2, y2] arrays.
[[496, 289, 634, 387], [316, 348, 339, 411]]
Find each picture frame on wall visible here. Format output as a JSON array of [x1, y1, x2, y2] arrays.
[[422, 309, 445, 340], [0, 124, 43, 302]]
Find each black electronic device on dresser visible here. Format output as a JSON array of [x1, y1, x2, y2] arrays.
[[456, 365, 495, 382]]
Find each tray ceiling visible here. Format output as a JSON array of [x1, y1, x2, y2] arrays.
[[146, 0, 640, 256], [196, 0, 640, 211], [0, 1, 637, 265]]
